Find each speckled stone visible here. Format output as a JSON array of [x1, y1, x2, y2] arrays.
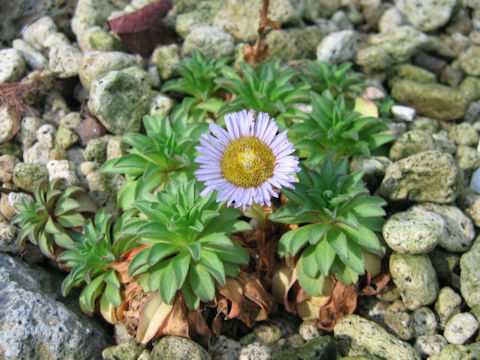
[[412, 307, 437, 337], [444, 313, 479, 345], [389, 253, 439, 310], [435, 286, 462, 327], [414, 335, 447, 357], [334, 315, 420, 359]]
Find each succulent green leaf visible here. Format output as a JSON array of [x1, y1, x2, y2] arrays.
[[301, 245, 320, 278], [199, 249, 226, 286], [331, 259, 359, 284], [296, 256, 325, 297], [327, 227, 349, 260], [189, 263, 216, 302], [160, 262, 179, 304], [308, 223, 330, 245], [339, 240, 365, 275], [171, 252, 191, 288], [315, 237, 336, 277], [128, 247, 152, 276], [340, 223, 384, 255], [147, 243, 180, 265], [104, 282, 123, 307], [79, 273, 106, 313], [56, 213, 85, 228], [181, 281, 200, 310]]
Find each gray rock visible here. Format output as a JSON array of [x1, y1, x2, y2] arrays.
[[213, 0, 296, 43], [461, 76, 480, 103], [438, 344, 480, 359], [78, 51, 137, 91], [470, 168, 480, 193], [12, 162, 48, 192], [266, 26, 324, 62], [435, 286, 462, 327], [106, 136, 127, 161], [0, 253, 111, 359], [410, 116, 439, 134], [429, 248, 460, 287], [36, 124, 56, 148], [84, 26, 125, 52], [391, 105, 416, 122], [23, 142, 51, 164], [55, 125, 79, 150], [302, 0, 341, 21], [238, 342, 270, 360], [390, 253, 438, 310], [460, 242, 480, 309], [43, 89, 71, 125], [47, 41, 83, 79], [0, 154, 17, 183], [83, 136, 110, 164], [456, 145, 480, 171], [331, 10, 353, 30], [254, 324, 282, 344], [21, 16, 58, 49], [378, 7, 408, 33], [18, 116, 41, 151], [389, 130, 436, 161], [414, 335, 447, 357], [0, 106, 19, 145], [384, 309, 414, 340], [388, 64, 437, 86], [391, 80, 469, 121], [211, 335, 241, 360], [379, 151, 463, 203], [299, 320, 320, 341], [444, 313, 479, 345], [102, 339, 145, 360], [0, 48, 26, 84], [433, 131, 457, 154], [12, 39, 48, 69], [182, 25, 234, 58], [349, 156, 392, 186], [88, 66, 152, 135], [460, 46, 480, 76], [151, 44, 181, 80], [334, 315, 420, 359], [412, 307, 437, 337], [149, 94, 175, 117], [355, 45, 394, 73], [410, 203, 475, 253], [175, 0, 221, 38], [270, 336, 336, 360], [60, 112, 83, 129], [382, 208, 444, 254], [0, 213, 18, 249], [46, 160, 79, 186], [369, 26, 428, 63], [316, 30, 357, 64], [394, 0, 457, 32], [450, 123, 479, 146], [71, 0, 118, 45], [150, 335, 211, 360]]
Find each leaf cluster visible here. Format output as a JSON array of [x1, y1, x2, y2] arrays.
[[58, 209, 137, 315], [301, 60, 365, 100], [123, 176, 252, 310], [102, 108, 208, 208], [216, 61, 310, 130], [12, 179, 97, 258], [291, 91, 395, 165], [162, 51, 229, 121], [270, 158, 386, 294]]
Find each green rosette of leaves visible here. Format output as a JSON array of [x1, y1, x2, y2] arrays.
[[216, 60, 310, 131], [270, 158, 387, 296], [58, 208, 137, 321], [12, 179, 97, 258], [162, 50, 229, 121], [291, 90, 395, 165], [123, 176, 251, 310], [301, 60, 366, 100], [101, 107, 208, 209]]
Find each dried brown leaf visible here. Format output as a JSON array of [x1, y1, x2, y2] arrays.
[[317, 282, 358, 331]]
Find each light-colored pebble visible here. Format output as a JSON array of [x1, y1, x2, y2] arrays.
[[392, 105, 416, 121], [444, 313, 479, 345], [412, 307, 438, 337], [46, 160, 79, 186], [415, 335, 448, 357], [0, 49, 26, 84]]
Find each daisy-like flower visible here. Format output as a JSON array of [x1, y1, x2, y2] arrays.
[[195, 110, 300, 209]]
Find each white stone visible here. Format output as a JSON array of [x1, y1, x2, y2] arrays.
[[392, 105, 416, 122], [0, 106, 19, 145], [316, 30, 357, 64], [12, 39, 48, 69], [182, 25, 235, 58], [22, 16, 58, 49], [48, 44, 83, 78], [0, 49, 26, 84], [46, 160, 79, 186], [379, 7, 408, 33], [414, 335, 447, 357], [149, 94, 175, 117], [36, 124, 56, 148], [443, 313, 479, 344], [395, 0, 457, 32], [24, 142, 51, 165]]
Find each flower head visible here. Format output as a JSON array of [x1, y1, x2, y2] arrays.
[[195, 110, 300, 209]]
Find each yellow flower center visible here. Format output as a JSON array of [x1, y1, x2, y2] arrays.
[[221, 137, 275, 188]]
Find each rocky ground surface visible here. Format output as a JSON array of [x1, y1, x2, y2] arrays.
[[3, 0, 480, 359]]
